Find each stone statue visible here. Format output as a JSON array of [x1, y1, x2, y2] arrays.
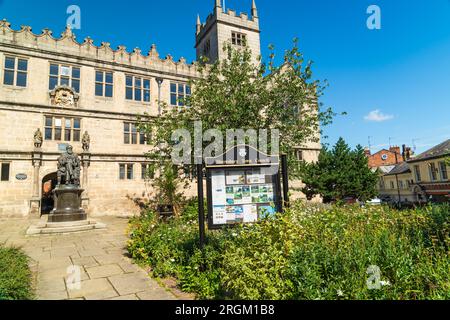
[[82, 131, 90, 152], [34, 128, 43, 148], [57, 145, 81, 186]]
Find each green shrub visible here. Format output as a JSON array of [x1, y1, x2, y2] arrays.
[[0, 246, 34, 300], [220, 213, 299, 299], [128, 201, 450, 300], [288, 204, 450, 300], [128, 198, 225, 299]]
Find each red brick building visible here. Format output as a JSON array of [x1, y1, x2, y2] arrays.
[[365, 146, 405, 168]]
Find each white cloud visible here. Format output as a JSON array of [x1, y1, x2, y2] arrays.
[[364, 110, 394, 122]]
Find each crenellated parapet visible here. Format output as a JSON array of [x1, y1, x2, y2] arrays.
[[196, 1, 260, 48], [0, 20, 200, 78]]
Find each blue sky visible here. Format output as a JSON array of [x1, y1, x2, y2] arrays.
[[1, 0, 449, 154]]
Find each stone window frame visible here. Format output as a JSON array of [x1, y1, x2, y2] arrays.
[[48, 63, 81, 93], [44, 115, 81, 142], [231, 31, 247, 47], [414, 165, 421, 182], [295, 150, 304, 161], [0, 162, 11, 182], [2, 55, 28, 88], [429, 162, 438, 182], [123, 122, 147, 145], [141, 163, 147, 180], [125, 74, 151, 103], [119, 163, 134, 180], [170, 82, 191, 108], [141, 163, 155, 180], [95, 70, 114, 98], [438, 161, 448, 181]]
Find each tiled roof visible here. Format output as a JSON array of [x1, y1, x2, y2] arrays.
[[385, 162, 411, 176], [373, 165, 396, 174], [408, 139, 450, 163]]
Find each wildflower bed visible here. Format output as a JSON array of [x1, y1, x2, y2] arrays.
[[127, 201, 450, 300]]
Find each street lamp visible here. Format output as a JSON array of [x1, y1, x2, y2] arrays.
[[156, 77, 164, 115]]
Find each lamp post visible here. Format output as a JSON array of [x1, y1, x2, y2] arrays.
[[156, 77, 164, 115], [394, 152, 401, 207]]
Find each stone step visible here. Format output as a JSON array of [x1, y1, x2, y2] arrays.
[[38, 224, 96, 234], [44, 220, 93, 228], [26, 220, 106, 235]]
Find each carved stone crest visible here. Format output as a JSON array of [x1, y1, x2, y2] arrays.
[[50, 85, 79, 108]]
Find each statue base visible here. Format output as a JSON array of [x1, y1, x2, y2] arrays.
[[48, 185, 87, 223]]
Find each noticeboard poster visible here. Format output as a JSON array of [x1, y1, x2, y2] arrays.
[[209, 168, 278, 227]]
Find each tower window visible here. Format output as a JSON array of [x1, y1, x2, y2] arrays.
[[203, 39, 211, 56], [231, 32, 247, 46]]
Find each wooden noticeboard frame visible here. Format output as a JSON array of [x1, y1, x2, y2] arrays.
[[204, 145, 283, 230]]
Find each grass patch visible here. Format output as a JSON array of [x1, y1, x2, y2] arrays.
[[0, 245, 34, 300]]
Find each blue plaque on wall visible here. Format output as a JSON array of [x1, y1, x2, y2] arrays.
[[16, 173, 27, 180]]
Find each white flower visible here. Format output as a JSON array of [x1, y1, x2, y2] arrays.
[[337, 290, 344, 297], [380, 280, 391, 287], [170, 258, 175, 262], [232, 233, 238, 237]]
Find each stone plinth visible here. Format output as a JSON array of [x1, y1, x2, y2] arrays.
[[26, 219, 106, 235], [48, 185, 87, 223]]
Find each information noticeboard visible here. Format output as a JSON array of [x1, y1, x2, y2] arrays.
[[205, 145, 282, 229]]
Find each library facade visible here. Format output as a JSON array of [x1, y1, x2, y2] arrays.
[[0, 1, 320, 218]]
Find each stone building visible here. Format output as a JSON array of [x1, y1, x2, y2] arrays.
[[378, 139, 449, 204], [378, 162, 416, 204], [0, 0, 320, 218]]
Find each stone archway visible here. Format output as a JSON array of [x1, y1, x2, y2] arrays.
[[41, 172, 57, 214]]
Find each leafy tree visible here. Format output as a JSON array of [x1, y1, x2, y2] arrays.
[[445, 157, 450, 166], [300, 138, 378, 203], [139, 40, 336, 207]]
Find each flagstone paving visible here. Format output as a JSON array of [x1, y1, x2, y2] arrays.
[[0, 216, 192, 300]]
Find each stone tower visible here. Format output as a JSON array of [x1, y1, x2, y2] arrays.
[[195, 0, 261, 64]]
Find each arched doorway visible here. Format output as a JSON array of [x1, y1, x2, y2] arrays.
[[41, 172, 57, 214]]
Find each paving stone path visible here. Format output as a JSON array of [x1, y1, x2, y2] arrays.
[[0, 217, 187, 300]]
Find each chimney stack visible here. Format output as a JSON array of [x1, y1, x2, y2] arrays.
[[402, 144, 412, 161], [390, 146, 401, 156]]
